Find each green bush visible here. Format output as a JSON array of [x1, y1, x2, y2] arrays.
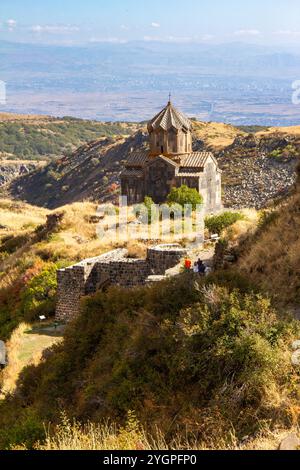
[[167, 185, 203, 210], [205, 211, 244, 234], [20, 263, 58, 321], [136, 196, 159, 224], [0, 119, 136, 161], [269, 149, 283, 159], [0, 407, 45, 450]]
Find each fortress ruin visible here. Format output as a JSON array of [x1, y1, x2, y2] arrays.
[[55, 244, 187, 322]]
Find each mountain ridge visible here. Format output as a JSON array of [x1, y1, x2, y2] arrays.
[[7, 119, 300, 209]]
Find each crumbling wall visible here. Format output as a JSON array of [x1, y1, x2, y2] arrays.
[[55, 245, 187, 323], [55, 249, 127, 322], [147, 245, 187, 275]]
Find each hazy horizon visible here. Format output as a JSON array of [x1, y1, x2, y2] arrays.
[[0, 1, 300, 125]]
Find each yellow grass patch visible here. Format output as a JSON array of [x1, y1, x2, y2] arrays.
[[192, 121, 244, 150], [1, 322, 62, 398], [0, 199, 48, 233]]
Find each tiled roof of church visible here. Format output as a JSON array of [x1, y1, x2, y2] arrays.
[[148, 101, 192, 132], [121, 168, 144, 178], [179, 151, 214, 168], [125, 150, 149, 167], [177, 170, 203, 177]]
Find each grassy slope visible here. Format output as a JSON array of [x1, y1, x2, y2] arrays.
[[237, 164, 300, 307], [0, 113, 138, 161], [0, 193, 299, 448], [0, 199, 132, 342], [1, 323, 62, 398], [0, 272, 299, 450], [192, 120, 245, 150]]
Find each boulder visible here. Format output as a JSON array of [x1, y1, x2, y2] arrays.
[[279, 433, 300, 451]]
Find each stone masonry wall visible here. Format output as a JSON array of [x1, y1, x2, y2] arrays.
[[147, 245, 187, 275], [55, 244, 187, 323]]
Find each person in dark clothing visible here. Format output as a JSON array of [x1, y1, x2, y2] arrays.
[[197, 258, 206, 275]]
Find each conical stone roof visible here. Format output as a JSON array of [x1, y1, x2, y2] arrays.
[[148, 101, 192, 132]]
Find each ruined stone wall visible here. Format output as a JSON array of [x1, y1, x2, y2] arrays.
[[55, 245, 187, 323], [147, 245, 188, 275], [55, 249, 127, 322]]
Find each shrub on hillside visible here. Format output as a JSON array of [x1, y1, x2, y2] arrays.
[[167, 185, 203, 210], [20, 263, 58, 321], [135, 196, 159, 224], [4, 273, 299, 449], [205, 211, 244, 234]]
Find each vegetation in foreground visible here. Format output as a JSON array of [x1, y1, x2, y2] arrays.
[[1, 166, 300, 449], [0, 272, 299, 449]]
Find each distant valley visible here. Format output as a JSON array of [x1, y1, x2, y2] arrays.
[[1, 40, 300, 125]]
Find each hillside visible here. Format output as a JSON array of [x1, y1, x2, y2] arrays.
[[0, 173, 300, 448], [236, 164, 300, 308], [0, 113, 138, 161], [0, 204, 299, 449], [8, 120, 300, 210]]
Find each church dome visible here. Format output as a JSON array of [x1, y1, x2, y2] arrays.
[[148, 100, 192, 133]]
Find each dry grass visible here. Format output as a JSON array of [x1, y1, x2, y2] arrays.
[[256, 125, 300, 138], [223, 209, 260, 244], [192, 121, 244, 150], [0, 113, 58, 123], [238, 192, 300, 305], [126, 241, 148, 259], [33, 414, 298, 451], [0, 199, 48, 234], [37, 414, 166, 451], [0, 323, 62, 398]]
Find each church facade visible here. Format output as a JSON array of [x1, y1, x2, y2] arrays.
[[121, 100, 222, 213]]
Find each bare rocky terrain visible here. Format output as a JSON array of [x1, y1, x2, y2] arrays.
[[216, 133, 299, 208]]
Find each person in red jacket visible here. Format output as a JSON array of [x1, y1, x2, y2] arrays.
[[184, 259, 192, 270]]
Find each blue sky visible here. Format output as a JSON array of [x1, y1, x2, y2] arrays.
[[1, 0, 300, 45]]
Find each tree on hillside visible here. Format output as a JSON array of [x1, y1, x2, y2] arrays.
[[167, 185, 203, 211]]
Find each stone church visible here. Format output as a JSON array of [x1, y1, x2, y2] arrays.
[[121, 100, 222, 213]]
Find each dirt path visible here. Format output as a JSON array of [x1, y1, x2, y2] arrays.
[[165, 243, 215, 277]]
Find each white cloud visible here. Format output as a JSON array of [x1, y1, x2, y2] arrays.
[[151, 22, 160, 28], [30, 24, 80, 34], [7, 19, 17, 26], [143, 35, 193, 43], [234, 29, 261, 36], [6, 19, 17, 32], [201, 34, 215, 41], [275, 30, 300, 38], [89, 37, 127, 44]]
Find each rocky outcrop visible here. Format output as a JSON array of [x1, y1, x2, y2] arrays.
[[217, 133, 299, 209], [0, 162, 37, 186], [279, 433, 300, 451]]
